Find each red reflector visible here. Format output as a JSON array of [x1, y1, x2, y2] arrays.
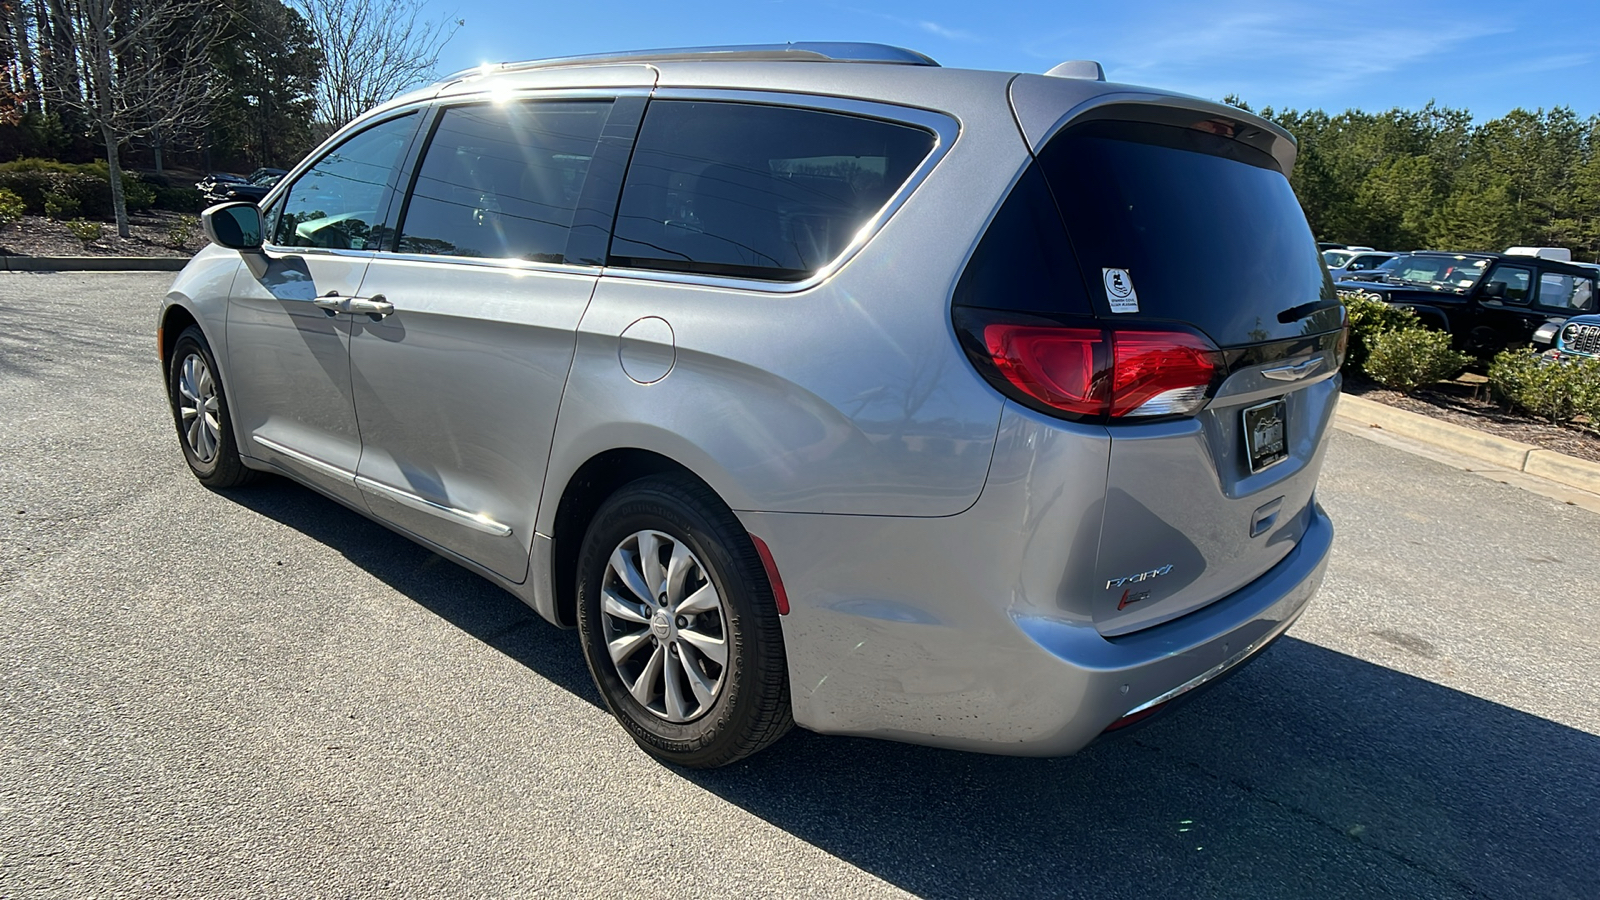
[[1102, 702, 1167, 733], [749, 534, 789, 615], [982, 324, 1108, 416]]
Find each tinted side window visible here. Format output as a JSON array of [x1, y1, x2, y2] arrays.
[[951, 164, 1091, 316], [275, 113, 418, 250], [398, 100, 610, 262], [1538, 272, 1596, 311], [1485, 266, 1532, 302], [610, 100, 935, 281]]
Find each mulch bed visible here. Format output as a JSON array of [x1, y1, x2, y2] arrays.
[[1343, 374, 1600, 464], [0, 212, 202, 258]]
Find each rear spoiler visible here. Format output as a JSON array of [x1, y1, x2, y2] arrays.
[[1009, 74, 1299, 176]]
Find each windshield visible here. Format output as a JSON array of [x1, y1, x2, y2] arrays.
[[1322, 249, 1356, 267], [1388, 255, 1489, 289]]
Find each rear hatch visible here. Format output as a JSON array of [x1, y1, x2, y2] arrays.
[[957, 91, 1344, 636]]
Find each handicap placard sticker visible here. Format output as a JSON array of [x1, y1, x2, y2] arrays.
[[1103, 268, 1139, 313]]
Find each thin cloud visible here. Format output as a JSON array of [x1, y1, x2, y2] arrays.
[[1024, 3, 1508, 102], [833, 4, 985, 43], [918, 20, 980, 42], [1482, 52, 1593, 77]]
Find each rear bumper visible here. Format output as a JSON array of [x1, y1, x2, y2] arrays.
[[1012, 501, 1330, 753], [740, 497, 1332, 757]]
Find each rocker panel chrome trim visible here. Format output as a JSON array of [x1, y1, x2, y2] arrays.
[[251, 434, 354, 484], [354, 475, 515, 537]]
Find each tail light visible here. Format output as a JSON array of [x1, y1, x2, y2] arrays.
[[966, 313, 1223, 421]]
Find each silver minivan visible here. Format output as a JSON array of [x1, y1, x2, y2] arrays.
[[160, 43, 1342, 767]]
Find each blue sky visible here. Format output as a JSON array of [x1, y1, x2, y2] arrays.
[[433, 0, 1599, 120]]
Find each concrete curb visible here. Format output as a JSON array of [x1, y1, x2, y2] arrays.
[[1336, 392, 1600, 496], [1, 256, 188, 272]]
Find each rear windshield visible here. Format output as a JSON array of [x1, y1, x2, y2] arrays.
[[1037, 120, 1339, 345]]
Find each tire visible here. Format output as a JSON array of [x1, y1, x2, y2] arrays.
[[166, 326, 259, 489], [576, 474, 792, 768]]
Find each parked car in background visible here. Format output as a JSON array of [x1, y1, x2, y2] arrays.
[[161, 42, 1342, 768], [1324, 249, 1395, 281], [200, 167, 286, 206], [1342, 253, 1408, 283], [1543, 314, 1600, 361], [1336, 250, 1598, 357], [195, 172, 249, 197]]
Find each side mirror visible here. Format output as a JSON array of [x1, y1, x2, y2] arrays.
[[1480, 281, 1506, 299], [201, 202, 264, 251]]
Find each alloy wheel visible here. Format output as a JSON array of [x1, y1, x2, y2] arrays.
[[600, 529, 728, 723], [175, 352, 221, 464]]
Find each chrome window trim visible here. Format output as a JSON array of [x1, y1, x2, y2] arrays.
[[365, 252, 603, 277], [601, 88, 960, 295]]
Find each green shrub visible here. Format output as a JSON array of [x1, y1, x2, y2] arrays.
[[0, 157, 108, 176], [154, 186, 203, 212], [0, 187, 24, 226], [1364, 327, 1471, 394], [166, 215, 197, 249], [64, 218, 103, 246], [43, 192, 79, 219], [121, 176, 156, 211], [0, 162, 153, 217], [0, 171, 52, 212], [1340, 289, 1419, 370], [1488, 348, 1600, 425]]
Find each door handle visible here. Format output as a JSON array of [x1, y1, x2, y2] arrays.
[[311, 292, 393, 318], [343, 296, 393, 317]]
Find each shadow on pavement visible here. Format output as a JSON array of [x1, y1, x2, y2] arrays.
[[228, 477, 1600, 900], [227, 476, 604, 709]]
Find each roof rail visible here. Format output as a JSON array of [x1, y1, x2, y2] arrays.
[[445, 42, 939, 81]]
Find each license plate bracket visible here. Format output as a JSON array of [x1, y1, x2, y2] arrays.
[[1243, 399, 1288, 472]]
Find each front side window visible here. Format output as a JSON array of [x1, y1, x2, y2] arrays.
[[1538, 272, 1596, 311], [609, 100, 935, 281], [397, 100, 611, 262], [274, 112, 419, 250], [1484, 266, 1532, 303]]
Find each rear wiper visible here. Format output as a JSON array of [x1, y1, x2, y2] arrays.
[[1277, 300, 1342, 324]]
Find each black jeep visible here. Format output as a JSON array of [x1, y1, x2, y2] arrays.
[[1336, 251, 1598, 358]]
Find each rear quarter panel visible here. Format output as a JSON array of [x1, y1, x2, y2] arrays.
[[536, 81, 1034, 525]]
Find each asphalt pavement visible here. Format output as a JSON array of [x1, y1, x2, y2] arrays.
[[2, 273, 1597, 899]]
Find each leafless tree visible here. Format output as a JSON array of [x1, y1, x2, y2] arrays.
[[52, 0, 217, 236], [290, 0, 459, 130]]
